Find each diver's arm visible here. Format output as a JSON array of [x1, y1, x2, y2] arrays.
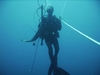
[[21, 31, 38, 42], [21, 21, 44, 42], [58, 19, 62, 31]]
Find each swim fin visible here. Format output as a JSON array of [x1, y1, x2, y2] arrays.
[[55, 67, 70, 75]]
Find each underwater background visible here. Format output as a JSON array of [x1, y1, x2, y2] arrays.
[[0, 0, 100, 75]]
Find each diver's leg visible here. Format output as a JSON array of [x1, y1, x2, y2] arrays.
[[49, 60, 58, 75], [52, 38, 59, 75], [53, 38, 59, 58], [53, 38, 59, 65], [45, 39, 54, 75], [48, 63, 53, 75], [45, 39, 53, 62]]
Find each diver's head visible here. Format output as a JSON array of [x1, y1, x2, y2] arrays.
[[47, 6, 54, 15]]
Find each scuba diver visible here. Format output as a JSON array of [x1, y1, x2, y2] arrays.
[[22, 6, 69, 75], [43, 6, 62, 75], [22, 6, 62, 75]]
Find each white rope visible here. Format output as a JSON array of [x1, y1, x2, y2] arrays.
[[60, 0, 67, 17], [61, 19, 100, 45], [60, 0, 100, 46]]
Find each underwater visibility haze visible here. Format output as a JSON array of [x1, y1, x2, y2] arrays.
[[0, 0, 100, 75]]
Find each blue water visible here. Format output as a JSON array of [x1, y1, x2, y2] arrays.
[[0, 0, 100, 75]]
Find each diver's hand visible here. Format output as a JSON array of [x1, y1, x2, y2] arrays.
[[21, 39, 27, 42]]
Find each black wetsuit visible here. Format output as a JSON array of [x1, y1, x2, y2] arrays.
[[39, 15, 62, 75]]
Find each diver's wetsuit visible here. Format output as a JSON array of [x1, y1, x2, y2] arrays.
[[40, 15, 61, 75], [45, 33, 59, 75]]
